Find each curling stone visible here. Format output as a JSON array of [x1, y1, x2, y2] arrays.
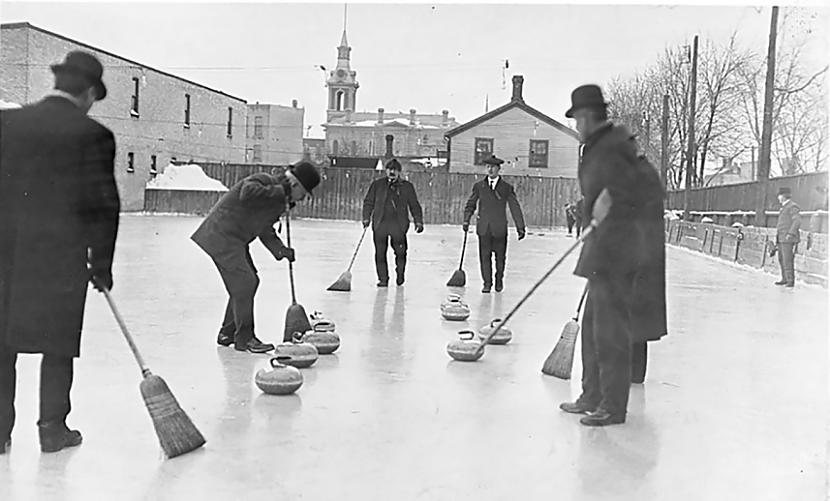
[[309, 311, 336, 332], [447, 330, 484, 362], [478, 318, 513, 345], [275, 332, 319, 368], [299, 324, 341, 355], [255, 355, 303, 395], [440, 294, 471, 321]]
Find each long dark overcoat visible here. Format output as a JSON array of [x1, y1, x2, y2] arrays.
[[0, 96, 120, 357], [574, 123, 667, 343], [362, 178, 423, 233], [463, 178, 526, 237]]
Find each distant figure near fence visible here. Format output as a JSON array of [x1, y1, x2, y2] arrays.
[[773, 187, 801, 288]]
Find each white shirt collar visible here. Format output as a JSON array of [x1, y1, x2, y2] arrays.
[[488, 176, 500, 187]]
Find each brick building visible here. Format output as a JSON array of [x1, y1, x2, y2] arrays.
[[0, 22, 248, 210], [321, 29, 458, 159], [445, 76, 580, 178], [247, 101, 305, 165]]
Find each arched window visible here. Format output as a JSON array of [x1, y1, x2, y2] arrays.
[[332, 140, 339, 155], [336, 91, 344, 111]]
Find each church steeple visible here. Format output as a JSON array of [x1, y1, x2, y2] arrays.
[[326, 6, 359, 122]]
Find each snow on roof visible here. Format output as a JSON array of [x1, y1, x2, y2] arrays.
[[146, 163, 228, 191], [409, 157, 447, 166], [332, 118, 441, 129], [0, 99, 22, 109]]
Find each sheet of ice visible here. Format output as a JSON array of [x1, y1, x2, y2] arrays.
[[146, 163, 228, 191]]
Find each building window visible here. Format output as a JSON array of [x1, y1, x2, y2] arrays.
[[130, 77, 139, 116], [529, 139, 549, 168], [335, 91, 344, 111], [252, 145, 262, 163], [149, 155, 158, 177], [227, 107, 233, 137], [184, 94, 191, 127], [254, 116, 263, 139], [474, 137, 494, 165], [332, 140, 339, 156], [126, 152, 135, 173]]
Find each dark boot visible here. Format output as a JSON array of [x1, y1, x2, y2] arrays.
[[217, 332, 234, 346], [39, 422, 82, 453], [234, 336, 274, 354], [579, 409, 626, 427], [0, 437, 10, 454], [559, 400, 597, 415]]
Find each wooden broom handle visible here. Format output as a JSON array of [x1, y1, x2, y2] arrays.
[[476, 221, 598, 354], [346, 226, 368, 273], [458, 229, 468, 269], [575, 283, 589, 319], [100, 287, 151, 377], [285, 204, 297, 304]]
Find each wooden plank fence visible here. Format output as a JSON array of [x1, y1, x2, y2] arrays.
[[198, 163, 581, 228]]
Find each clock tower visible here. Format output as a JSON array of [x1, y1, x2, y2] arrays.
[[326, 30, 359, 122]]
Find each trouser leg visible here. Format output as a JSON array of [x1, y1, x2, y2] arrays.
[[38, 353, 73, 427], [373, 228, 391, 282], [478, 233, 494, 286], [631, 341, 647, 383], [780, 243, 796, 284], [389, 227, 408, 281], [213, 248, 260, 346], [0, 342, 16, 440], [493, 234, 507, 283], [219, 298, 235, 335], [589, 275, 633, 417], [578, 293, 601, 406]]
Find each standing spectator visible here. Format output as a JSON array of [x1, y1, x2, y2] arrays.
[[565, 203, 576, 236], [774, 187, 801, 287], [191, 162, 320, 353], [557, 84, 666, 426], [362, 158, 424, 287], [574, 198, 585, 238], [463, 154, 526, 293], [0, 51, 120, 453]]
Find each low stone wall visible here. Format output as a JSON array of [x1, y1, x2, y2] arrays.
[[143, 189, 223, 216], [665, 220, 827, 287]]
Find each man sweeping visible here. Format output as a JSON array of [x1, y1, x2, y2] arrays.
[[558, 84, 666, 426], [191, 162, 320, 353], [463, 154, 526, 293], [362, 158, 424, 287], [0, 51, 120, 453]]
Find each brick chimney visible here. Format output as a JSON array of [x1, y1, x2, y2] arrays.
[[511, 75, 524, 102], [442, 109, 449, 125], [292, 99, 298, 108], [409, 109, 417, 125], [385, 135, 394, 158], [377, 108, 385, 124]]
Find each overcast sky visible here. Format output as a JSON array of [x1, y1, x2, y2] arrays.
[[1, 1, 827, 138]]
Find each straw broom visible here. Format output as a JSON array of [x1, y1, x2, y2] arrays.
[[446, 228, 468, 287], [541, 283, 588, 379], [99, 287, 205, 458], [327, 226, 368, 292], [283, 206, 312, 342]]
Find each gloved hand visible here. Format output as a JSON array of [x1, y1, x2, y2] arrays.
[[462, 222, 469, 232], [518, 229, 526, 241], [362, 220, 370, 228], [415, 223, 424, 234], [277, 247, 296, 263], [90, 268, 113, 292]]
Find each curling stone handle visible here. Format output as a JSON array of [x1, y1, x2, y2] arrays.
[[490, 318, 502, 327], [458, 330, 475, 340], [270, 355, 293, 368], [292, 331, 305, 343]]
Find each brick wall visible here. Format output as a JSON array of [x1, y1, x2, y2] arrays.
[[0, 23, 248, 210], [448, 107, 580, 178], [246, 103, 304, 166]]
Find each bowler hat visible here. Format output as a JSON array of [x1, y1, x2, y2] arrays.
[[565, 84, 607, 118], [385, 158, 402, 171], [50, 51, 107, 100], [482, 154, 504, 166], [778, 187, 792, 196], [290, 161, 321, 195]]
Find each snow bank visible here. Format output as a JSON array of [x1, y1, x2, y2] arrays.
[[146, 163, 228, 191], [0, 99, 22, 109]]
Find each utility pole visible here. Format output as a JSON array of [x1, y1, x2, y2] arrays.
[[755, 6, 779, 227], [683, 35, 699, 221], [661, 94, 669, 192]]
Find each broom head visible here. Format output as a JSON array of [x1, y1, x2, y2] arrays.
[[139, 372, 206, 458], [446, 269, 466, 287], [327, 271, 352, 292], [284, 303, 312, 342], [541, 318, 580, 379]]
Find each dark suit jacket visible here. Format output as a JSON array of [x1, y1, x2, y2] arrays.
[[191, 172, 289, 260], [776, 200, 801, 243], [574, 123, 666, 342], [0, 96, 120, 357], [464, 177, 526, 237], [362, 177, 423, 232]]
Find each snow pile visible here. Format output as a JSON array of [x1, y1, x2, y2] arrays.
[[0, 99, 22, 109], [146, 163, 228, 191]]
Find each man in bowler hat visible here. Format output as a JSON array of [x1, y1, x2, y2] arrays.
[[0, 51, 120, 453], [362, 158, 424, 286], [559, 84, 667, 426], [463, 154, 526, 293], [774, 186, 801, 287], [191, 162, 321, 353]]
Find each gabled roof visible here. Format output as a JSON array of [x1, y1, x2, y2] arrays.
[[445, 99, 578, 140]]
